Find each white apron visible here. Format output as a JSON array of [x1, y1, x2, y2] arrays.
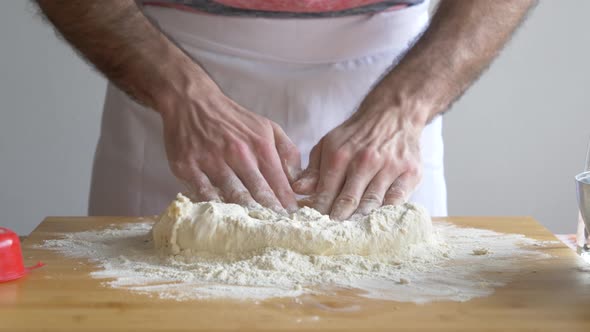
[[88, 0, 447, 217]]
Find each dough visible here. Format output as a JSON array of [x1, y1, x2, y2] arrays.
[[152, 194, 434, 257]]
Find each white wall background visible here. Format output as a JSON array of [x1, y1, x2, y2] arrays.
[[443, 1, 590, 234], [0, 1, 105, 235], [1, 1, 588, 235]]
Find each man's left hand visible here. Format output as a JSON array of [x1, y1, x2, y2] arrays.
[[293, 91, 425, 220]]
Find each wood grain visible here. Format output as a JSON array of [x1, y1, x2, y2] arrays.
[[0, 216, 589, 331]]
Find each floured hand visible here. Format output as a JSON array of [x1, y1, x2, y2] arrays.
[[160, 85, 301, 212], [292, 89, 424, 220]]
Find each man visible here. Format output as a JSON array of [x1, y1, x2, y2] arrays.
[[36, 0, 535, 219]]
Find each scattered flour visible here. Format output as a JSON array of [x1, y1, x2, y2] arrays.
[[472, 248, 489, 256], [38, 195, 554, 304]]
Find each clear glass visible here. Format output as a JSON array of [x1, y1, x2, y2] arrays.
[[576, 212, 590, 263], [576, 139, 590, 263]]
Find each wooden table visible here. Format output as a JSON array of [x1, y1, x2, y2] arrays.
[[1, 216, 589, 331]]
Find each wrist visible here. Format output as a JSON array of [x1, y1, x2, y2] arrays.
[[126, 39, 222, 117], [152, 61, 222, 118], [362, 84, 433, 130]]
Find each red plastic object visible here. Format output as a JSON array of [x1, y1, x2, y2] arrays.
[[0, 227, 43, 282]]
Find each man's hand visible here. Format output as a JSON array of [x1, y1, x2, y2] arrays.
[[161, 84, 300, 212], [35, 0, 535, 215], [295, 0, 536, 219], [293, 89, 423, 220], [35, 0, 301, 211]]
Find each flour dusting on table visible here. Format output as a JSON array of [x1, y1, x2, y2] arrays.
[[38, 196, 556, 303]]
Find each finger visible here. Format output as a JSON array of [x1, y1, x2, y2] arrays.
[[297, 196, 315, 208], [383, 170, 421, 206], [272, 122, 302, 183], [312, 145, 350, 215], [330, 161, 380, 220], [355, 168, 400, 215], [169, 160, 221, 202], [207, 163, 258, 208], [231, 162, 285, 212], [292, 141, 322, 195], [257, 144, 298, 212], [181, 169, 221, 202], [223, 139, 287, 211]]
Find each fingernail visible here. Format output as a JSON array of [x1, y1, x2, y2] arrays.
[[330, 206, 346, 221], [297, 196, 314, 208], [276, 206, 288, 215], [356, 205, 376, 216], [286, 203, 298, 213], [283, 199, 298, 213], [306, 194, 328, 214], [355, 207, 368, 216], [246, 201, 263, 210], [350, 212, 363, 220], [392, 199, 407, 206]]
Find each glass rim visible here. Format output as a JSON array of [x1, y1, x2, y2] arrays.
[[575, 171, 590, 182]]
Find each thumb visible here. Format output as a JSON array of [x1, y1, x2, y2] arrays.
[[272, 122, 302, 183], [292, 140, 322, 195]]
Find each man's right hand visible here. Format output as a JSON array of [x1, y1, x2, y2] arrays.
[[159, 84, 301, 212], [34, 0, 300, 211]]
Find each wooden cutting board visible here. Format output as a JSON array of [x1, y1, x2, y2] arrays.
[[1, 216, 589, 331]]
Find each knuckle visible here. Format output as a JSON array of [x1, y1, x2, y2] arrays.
[[259, 120, 276, 136], [195, 186, 212, 197], [385, 186, 406, 202], [381, 164, 399, 178], [169, 160, 193, 177], [388, 157, 410, 172], [323, 135, 341, 150], [355, 149, 380, 168], [335, 193, 358, 207], [310, 142, 322, 157], [385, 154, 407, 168], [323, 133, 338, 148], [260, 118, 274, 129], [226, 138, 250, 157], [409, 165, 422, 179], [360, 191, 382, 204], [330, 148, 351, 166], [255, 139, 276, 157]]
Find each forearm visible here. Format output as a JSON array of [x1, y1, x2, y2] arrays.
[[35, 0, 218, 112], [371, 0, 537, 126], [36, 1, 300, 209]]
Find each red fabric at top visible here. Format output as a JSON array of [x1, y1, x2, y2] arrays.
[[212, 0, 398, 13]]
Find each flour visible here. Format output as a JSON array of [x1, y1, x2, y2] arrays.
[[472, 248, 489, 256], [37, 196, 558, 304]]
